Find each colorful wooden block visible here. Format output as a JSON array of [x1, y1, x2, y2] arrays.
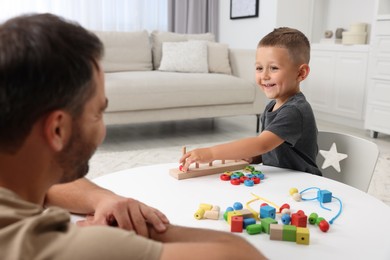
[[270, 224, 283, 241], [227, 211, 242, 224], [281, 213, 291, 225], [204, 210, 219, 220], [231, 216, 244, 233], [246, 224, 262, 235], [260, 205, 276, 219], [283, 225, 297, 242], [194, 208, 205, 220], [236, 208, 255, 219], [291, 210, 307, 227], [296, 227, 310, 245], [199, 203, 213, 211], [260, 217, 278, 234], [308, 212, 318, 225], [318, 189, 332, 203], [243, 217, 256, 228]]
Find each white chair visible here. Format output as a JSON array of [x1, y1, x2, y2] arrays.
[[316, 131, 379, 192]]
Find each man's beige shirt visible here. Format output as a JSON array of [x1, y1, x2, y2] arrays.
[[0, 188, 162, 259]]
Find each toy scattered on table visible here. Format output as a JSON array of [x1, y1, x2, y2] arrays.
[[223, 199, 310, 245], [195, 187, 342, 245], [219, 167, 265, 187], [169, 146, 249, 180], [194, 203, 220, 220], [290, 186, 343, 232]]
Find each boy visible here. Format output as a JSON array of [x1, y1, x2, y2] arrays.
[[181, 27, 321, 176]]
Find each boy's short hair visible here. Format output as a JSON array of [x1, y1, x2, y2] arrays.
[[257, 27, 310, 65]]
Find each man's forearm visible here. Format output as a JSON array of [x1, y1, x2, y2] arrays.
[[149, 224, 266, 259], [45, 178, 112, 214]]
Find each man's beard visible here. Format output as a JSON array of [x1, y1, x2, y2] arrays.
[[56, 121, 97, 183]]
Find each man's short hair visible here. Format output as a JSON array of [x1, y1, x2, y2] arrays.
[[257, 27, 310, 65], [0, 13, 104, 153]]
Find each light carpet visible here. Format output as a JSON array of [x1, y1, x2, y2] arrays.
[[88, 145, 390, 207]]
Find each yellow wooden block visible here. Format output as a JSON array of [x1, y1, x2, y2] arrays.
[[199, 203, 213, 211], [194, 208, 205, 220], [227, 211, 242, 224], [296, 227, 310, 245]]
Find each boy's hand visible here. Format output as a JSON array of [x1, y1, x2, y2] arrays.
[[179, 148, 213, 172]]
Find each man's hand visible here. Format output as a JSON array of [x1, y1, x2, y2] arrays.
[[45, 178, 169, 238], [77, 194, 169, 238]]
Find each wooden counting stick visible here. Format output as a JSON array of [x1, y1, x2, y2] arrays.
[[181, 146, 186, 163]]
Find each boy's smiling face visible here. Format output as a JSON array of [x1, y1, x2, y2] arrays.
[[255, 46, 307, 109]]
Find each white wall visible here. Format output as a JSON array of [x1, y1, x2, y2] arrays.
[[218, 1, 276, 49], [218, 0, 375, 49]]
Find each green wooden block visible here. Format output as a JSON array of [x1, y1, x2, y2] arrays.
[[260, 217, 278, 234], [224, 211, 228, 221], [246, 224, 262, 235], [283, 225, 297, 242]]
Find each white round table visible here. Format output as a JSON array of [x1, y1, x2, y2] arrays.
[[91, 163, 390, 259]]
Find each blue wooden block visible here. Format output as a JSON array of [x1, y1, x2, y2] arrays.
[[260, 205, 276, 219], [243, 217, 256, 228], [317, 190, 332, 203]]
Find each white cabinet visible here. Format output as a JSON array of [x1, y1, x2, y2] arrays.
[[364, 0, 390, 137], [302, 44, 369, 128]]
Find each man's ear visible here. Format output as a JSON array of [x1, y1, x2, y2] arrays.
[[43, 111, 72, 152], [297, 64, 310, 82]]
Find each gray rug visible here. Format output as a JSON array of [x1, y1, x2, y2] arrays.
[[87, 144, 209, 179], [88, 145, 390, 207]]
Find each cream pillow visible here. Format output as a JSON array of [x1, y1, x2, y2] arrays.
[[151, 31, 215, 69], [207, 42, 232, 75], [159, 41, 208, 73]]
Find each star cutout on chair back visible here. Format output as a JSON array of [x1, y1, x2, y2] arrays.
[[319, 143, 348, 172]]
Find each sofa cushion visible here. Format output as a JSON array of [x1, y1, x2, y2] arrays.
[[159, 41, 208, 73], [94, 30, 152, 72], [207, 42, 232, 75], [104, 71, 255, 112], [151, 31, 215, 70]]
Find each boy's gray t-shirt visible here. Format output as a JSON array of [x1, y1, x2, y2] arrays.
[[261, 92, 322, 176]]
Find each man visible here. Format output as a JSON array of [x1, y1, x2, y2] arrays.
[[0, 13, 265, 259]]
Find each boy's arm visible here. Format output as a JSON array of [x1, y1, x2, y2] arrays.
[[180, 130, 283, 171], [45, 178, 169, 236], [151, 224, 267, 260]]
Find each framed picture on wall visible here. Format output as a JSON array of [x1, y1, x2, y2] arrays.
[[230, 0, 259, 19]]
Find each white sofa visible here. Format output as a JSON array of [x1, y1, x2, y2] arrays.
[[94, 30, 266, 132]]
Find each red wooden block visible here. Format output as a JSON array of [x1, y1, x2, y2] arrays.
[[291, 211, 307, 228], [231, 216, 244, 232]]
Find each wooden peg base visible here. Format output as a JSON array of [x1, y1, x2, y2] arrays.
[[169, 160, 249, 180]]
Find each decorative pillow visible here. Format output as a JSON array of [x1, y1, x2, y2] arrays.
[[206, 42, 232, 75], [159, 41, 208, 73], [151, 31, 215, 69]]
